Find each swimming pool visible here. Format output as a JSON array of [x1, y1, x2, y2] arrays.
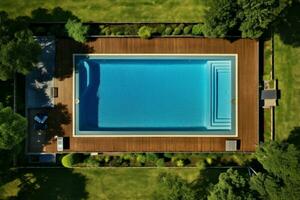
[[74, 54, 237, 136]]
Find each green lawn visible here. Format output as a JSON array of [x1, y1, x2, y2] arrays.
[[274, 34, 300, 141], [0, 0, 207, 22], [0, 168, 200, 200]]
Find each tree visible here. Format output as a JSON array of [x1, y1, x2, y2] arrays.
[[202, 0, 239, 37], [65, 19, 89, 43], [0, 103, 27, 150], [238, 0, 290, 38], [152, 172, 195, 200], [250, 142, 300, 200], [208, 168, 255, 200], [0, 11, 41, 81]]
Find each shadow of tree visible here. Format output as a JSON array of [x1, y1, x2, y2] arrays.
[[286, 127, 300, 149], [55, 39, 94, 80], [31, 7, 79, 22], [191, 168, 225, 199], [8, 168, 88, 200], [275, 1, 300, 47], [46, 103, 71, 141]]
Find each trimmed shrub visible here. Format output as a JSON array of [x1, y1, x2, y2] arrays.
[[84, 156, 99, 167], [172, 27, 182, 35], [138, 25, 152, 39], [172, 24, 184, 35], [104, 155, 111, 163], [156, 158, 165, 167], [61, 153, 81, 168], [163, 26, 173, 35], [156, 24, 166, 34], [124, 24, 139, 35], [110, 26, 124, 35], [65, 19, 89, 43], [110, 156, 124, 167], [136, 154, 146, 164], [196, 160, 206, 170], [183, 25, 193, 34], [99, 26, 111, 35], [192, 24, 203, 35], [176, 159, 184, 167], [146, 153, 158, 163], [206, 157, 213, 165], [121, 153, 135, 161]]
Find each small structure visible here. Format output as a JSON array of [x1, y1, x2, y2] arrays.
[[225, 140, 238, 151], [57, 137, 64, 152], [261, 89, 278, 108]]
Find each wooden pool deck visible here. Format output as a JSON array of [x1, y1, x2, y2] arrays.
[[27, 37, 259, 153]]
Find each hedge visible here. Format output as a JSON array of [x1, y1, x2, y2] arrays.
[[60, 152, 254, 168]]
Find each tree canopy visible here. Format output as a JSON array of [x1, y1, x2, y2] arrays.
[[202, 0, 239, 37], [0, 103, 27, 150], [208, 168, 254, 200], [202, 0, 291, 38], [65, 19, 89, 43], [250, 141, 300, 200], [0, 11, 41, 80], [152, 172, 195, 200]]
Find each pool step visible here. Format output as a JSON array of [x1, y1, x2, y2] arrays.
[[207, 61, 232, 130]]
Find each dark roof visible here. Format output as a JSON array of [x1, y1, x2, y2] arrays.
[[261, 90, 277, 100]]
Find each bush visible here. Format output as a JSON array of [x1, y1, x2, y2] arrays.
[[183, 25, 193, 34], [110, 26, 124, 35], [156, 24, 166, 34], [99, 26, 111, 35], [121, 153, 135, 161], [176, 159, 184, 167], [192, 24, 203, 35], [156, 158, 165, 167], [172, 24, 184, 35], [104, 155, 111, 163], [61, 153, 81, 168], [136, 154, 146, 164], [163, 26, 173, 35], [172, 27, 182, 35], [146, 153, 158, 163], [109, 156, 124, 167], [206, 157, 213, 165], [138, 25, 152, 39], [84, 156, 99, 167], [196, 160, 206, 170], [124, 24, 139, 35], [65, 19, 89, 43]]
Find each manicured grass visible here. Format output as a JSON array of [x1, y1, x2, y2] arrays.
[[0, 0, 207, 22], [274, 34, 300, 141], [0, 168, 200, 200], [263, 39, 273, 142]]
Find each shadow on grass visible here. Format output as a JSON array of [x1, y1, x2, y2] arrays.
[[31, 7, 79, 22], [191, 168, 229, 199], [7, 168, 88, 200], [190, 167, 250, 199], [286, 127, 300, 149], [275, 1, 300, 47]]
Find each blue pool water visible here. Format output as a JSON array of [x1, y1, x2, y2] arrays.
[[75, 55, 236, 135]]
